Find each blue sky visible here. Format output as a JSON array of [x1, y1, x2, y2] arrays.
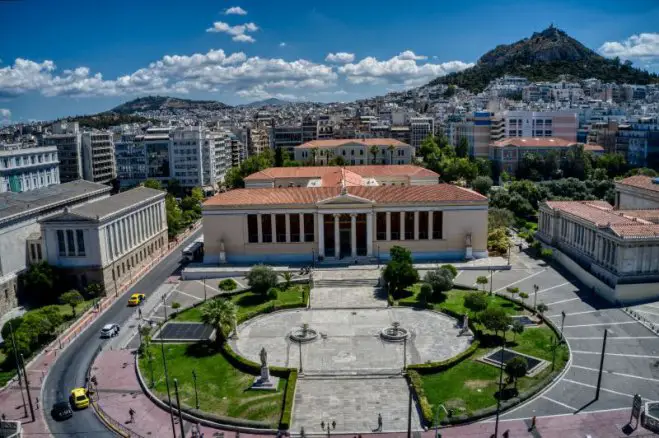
[[1, 0, 658, 122]]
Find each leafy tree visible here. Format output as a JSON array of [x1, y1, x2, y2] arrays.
[[274, 147, 284, 167], [441, 157, 478, 183], [60, 290, 84, 317], [476, 275, 489, 292], [440, 264, 458, 279], [1, 317, 23, 342], [383, 261, 419, 299], [536, 302, 549, 316], [518, 292, 529, 307], [369, 145, 379, 164], [21, 262, 59, 302], [595, 153, 627, 178], [387, 144, 396, 164], [505, 356, 528, 390], [4, 329, 31, 358], [511, 319, 525, 342], [562, 144, 593, 180], [418, 283, 433, 306], [165, 194, 184, 238], [464, 292, 489, 313], [488, 208, 514, 231], [390, 246, 413, 264], [245, 264, 278, 296], [506, 286, 519, 300], [200, 298, 237, 345], [478, 307, 512, 342], [328, 155, 347, 166], [282, 272, 293, 290], [190, 187, 204, 203], [180, 196, 202, 215], [423, 267, 454, 300], [85, 283, 104, 298], [456, 137, 469, 158], [218, 279, 237, 291], [225, 150, 274, 188], [472, 176, 493, 195], [143, 179, 163, 190], [626, 167, 658, 177], [488, 227, 510, 255]]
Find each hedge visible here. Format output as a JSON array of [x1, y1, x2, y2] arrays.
[[220, 342, 290, 378], [407, 340, 480, 374], [279, 370, 297, 430], [406, 370, 433, 426], [219, 278, 238, 291]]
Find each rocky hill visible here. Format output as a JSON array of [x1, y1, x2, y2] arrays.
[[110, 96, 231, 114], [430, 26, 659, 92]]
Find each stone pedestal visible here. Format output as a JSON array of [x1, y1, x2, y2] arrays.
[[251, 365, 279, 391], [219, 250, 226, 264], [465, 246, 473, 260]]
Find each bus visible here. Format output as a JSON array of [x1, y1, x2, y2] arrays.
[[182, 236, 204, 262]]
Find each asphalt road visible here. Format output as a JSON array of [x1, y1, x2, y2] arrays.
[[43, 229, 202, 437]]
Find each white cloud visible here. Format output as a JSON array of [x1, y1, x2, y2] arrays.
[[339, 52, 473, 87], [0, 49, 338, 98], [206, 21, 259, 43], [325, 52, 355, 64], [279, 42, 287, 47], [598, 33, 659, 59], [224, 6, 247, 15], [0, 109, 10, 117]]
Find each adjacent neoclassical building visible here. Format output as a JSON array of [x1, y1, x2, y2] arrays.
[[203, 166, 488, 264], [537, 176, 659, 304]]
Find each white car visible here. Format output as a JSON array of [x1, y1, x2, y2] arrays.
[[100, 323, 120, 338]]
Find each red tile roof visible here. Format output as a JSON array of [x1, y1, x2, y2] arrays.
[[296, 138, 410, 149], [616, 210, 659, 224], [243, 165, 439, 181], [492, 137, 575, 148], [204, 184, 486, 207], [617, 175, 659, 193], [609, 224, 659, 238]]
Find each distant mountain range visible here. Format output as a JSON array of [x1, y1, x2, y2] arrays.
[[110, 96, 231, 114], [238, 98, 293, 107], [429, 26, 659, 93]]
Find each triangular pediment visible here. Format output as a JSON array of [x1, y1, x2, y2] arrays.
[[317, 193, 374, 205]]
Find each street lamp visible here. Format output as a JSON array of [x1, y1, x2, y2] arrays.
[[192, 369, 200, 409], [507, 241, 512, 265], [560, 311, 566, 342], [162, 294, 168, 321], [493, 329, 508, 438], [202, 278, 207, 301], [320, 419, 336, 438], [160, 339, 177, 436], [489, 267, 493, 295], [298, 342, 303, 374], [533, 284, 539, 311]]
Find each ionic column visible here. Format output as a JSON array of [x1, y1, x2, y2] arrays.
[[299, 213, 305, 243], [334, 213, 340, 258], [366, 212, 373, 256], [400, 211, 406, 241], [317, 213, 325, 257], [428, 211, 434, 240], [285, 214, 291, 243], [414, 211, 419, 240], [386, 211, 391, 241], [350, 213, 357, 258], [257, 214, 263, 243], [270, 213, 276, 243]]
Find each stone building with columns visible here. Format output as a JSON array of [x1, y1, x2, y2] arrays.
[[202, 182, 488, 264], [614, 175, 659, 209], [537, 190, 659, 304]]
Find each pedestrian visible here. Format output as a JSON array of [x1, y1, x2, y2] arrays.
[[1, 413, 5, 421], [129, 407, 135, 423], [35, 397, 39, 410], [528, 415, 536, 431], [138, 308, 142, 318], [377, 412, 382, 431]]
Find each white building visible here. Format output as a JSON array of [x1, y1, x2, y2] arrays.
[[0, 145, 60, 193], [82, 131, 117, 184], [40, 186, 167, 295], [169, 126, 231, 190], [501, 111, 578, 142], [409, 117, 434, 150], [43, 121, 82, 183]]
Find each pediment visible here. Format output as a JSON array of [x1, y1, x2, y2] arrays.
[[317, 193, 374, 205]]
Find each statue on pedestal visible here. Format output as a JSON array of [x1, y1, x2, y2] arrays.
[[219, 239, 226, 264], [251, 347, 277, 390], [465, 232, 473, 260]]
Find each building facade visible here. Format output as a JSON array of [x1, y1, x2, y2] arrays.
[[40, 186, 167, 295], [502, 110, 578, 142], [409, 117, 434, 151], [0, 145, 59, 193], [614, 175, 659, 209], [294, 139, 415, 166], [43, 121, 82, 183], [82, 131, 117, 184], [115, 132, 146, 186], [169, 126, 231, 190]]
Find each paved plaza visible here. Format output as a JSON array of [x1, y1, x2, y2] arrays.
[[310, 286, 388, 308], [232, 307, 472, 373]]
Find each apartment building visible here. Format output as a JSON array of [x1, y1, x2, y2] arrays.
[[0, 145, 59, 193], [294, 139, 415, 166], [169, 126, 231, 190], [82, 131, 116, 184], [271, 118, 317, 155], [139, 127, 171, 180], [616, 118, 659, 168], [447, 112, 504, 158], [115, 132, 146, 185], [502, 111, 578, 142], [409, 117, 434, 151], [43, 121, 82, 183]]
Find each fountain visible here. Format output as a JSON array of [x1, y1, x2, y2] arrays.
[[289, 323, 319, 343], [380, 321, 410, 342], [644, 401, 659, 432]]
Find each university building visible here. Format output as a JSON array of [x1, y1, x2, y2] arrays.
[[202, 165, 487, 265]]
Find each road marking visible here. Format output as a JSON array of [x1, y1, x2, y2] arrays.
[[572, 350, 659, 359], [195, 280, 221, 294], [471, 270, 498, 287], [493, 269, 546, 293], [546, 297, 580, 306], [566, 336, 659, 340], [562, 321, 638, 328], [489, 406, 633, 423], [536, 282, 572, 294], [548, 309, 601, 318], [149, 315, 164, 320], [560, 378, 637, 399], [643, 303, 659, 310], [571, 365, 659, 383], [540, 395, 577, 411], [174, 289, 203, 301], [633, 309, 659, 317], [233, 278, 247, 288]]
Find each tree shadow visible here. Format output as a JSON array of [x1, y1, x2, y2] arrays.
[[185, 342, 219, 358], [479, 333, 505, 348], [494, 387, 518, 400], [393, 289, 415, 300], [235, 293, 268, 307]]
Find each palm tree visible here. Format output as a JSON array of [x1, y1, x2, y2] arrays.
[[369, 145, 379, 164], [201, 298, 238, 345], [310, 148, 318, 166], [388, 144, 396, 164]]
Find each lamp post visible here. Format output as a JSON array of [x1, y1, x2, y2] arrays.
[[162, 294, 168, 321], [8, 323, 27, 418], [113, 260, 118, 297], [493, 331, 507, 438], [202, 278, 207, 301], [19, 354, 35, 422], [160, 339, 177, 437], [298, 342, 303, 374], [507, 241, 512, 266], [489, 267, 493, 295], [173, 378, 186, 438], [192, 369, 200, 409], [320, 419, 336, 438], [533, 284, 539, 312]]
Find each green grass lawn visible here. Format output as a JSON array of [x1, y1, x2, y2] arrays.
[[175, 285, 308, 323], [140, 343, 286, 425], [54, 299, 96, 321]]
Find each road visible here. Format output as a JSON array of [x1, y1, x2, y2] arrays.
[[43, 229, 201, 437]]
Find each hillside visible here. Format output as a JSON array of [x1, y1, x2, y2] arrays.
[[241, 98, 292, 107], [110, 96, 231, 114], [430, 26, 659, 93], [62, 113, 154, 130]]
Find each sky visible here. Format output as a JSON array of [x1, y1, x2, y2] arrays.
[[1, 0, 658, 123]]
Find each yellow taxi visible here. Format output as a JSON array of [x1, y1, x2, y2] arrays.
[[70, 388, 89, 409], [127, 293, 145, 306]]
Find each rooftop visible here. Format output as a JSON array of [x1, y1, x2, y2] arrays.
[[243, 165, 438, 184], [492, 137, 575, 148], [204, 184, 486, 208], [616, 175, 659, 194], [0, 180, 110, 224], [296, 138, 410, 149], [66, 186, 165, 221]]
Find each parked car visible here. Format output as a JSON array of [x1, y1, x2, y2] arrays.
[[51, 401, 73, 420], [100, 323, 120, 338]]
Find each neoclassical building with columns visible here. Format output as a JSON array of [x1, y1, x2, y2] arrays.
[[202, 168, 488, 264]]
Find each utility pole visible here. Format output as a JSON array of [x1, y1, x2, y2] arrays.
[[560, 311, 566, 342], [160, 340, 177, 437], [192, 369, 199, 409], [407, 380, 413, 438], [162, 294, 168, 320], [202, 278, 207, 301], [19, 354, 35, 422], [493, 342, 505, 437], [595, 329, 608, 400], [533, 284, 539, 311], [8, 323, 27, 418], [173, 378, 186, 438]]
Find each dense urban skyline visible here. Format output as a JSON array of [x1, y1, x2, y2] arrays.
[[1, 0, 659, 122]]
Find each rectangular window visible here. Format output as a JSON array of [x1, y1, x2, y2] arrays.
[[247, 214, 258, 243], [432, 211, 443, 239], [37, 244, 42, 261], [290, 214, 300, 242], [304, 213, 315, 242], [404, 212, 414, 240], [261, 215, 272, 243], [66, 230, 75, 256], [57, 230, 66, 256], [76, 230, 85, 256], [276, 214, 286, 243], [390, 213, 400, 240], [30, 244, 36, 261], [419, 211, 429, 239], [376, 212, 387, 240]]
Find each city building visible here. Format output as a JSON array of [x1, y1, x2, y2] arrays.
[[537, 178, 659, 304], [489, 137, 604, 175], [81, 130, 117, 184], [138, 127, 171, 180], [502, 111, 578, 141], [293, 139, 415, 166], [228, 132, 247, 167], [270, 117, 317, 155], [40, 186, 167, 295], [115, 132, 145, 186], [0, 145, 59, 193], [202, 181, 488, 264], [614, 175, 659, 209], [615, 118, 659, 168], [243, 165, 439, 188], [409, 117, 434, 150], [447, 112, 504, 158], [43, 121, 82, 183], [0, 180, 110, 314], [169, 126, 231, 190]]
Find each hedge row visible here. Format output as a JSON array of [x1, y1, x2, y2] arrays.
[[407, 340, 480, 374], [406, 370, 433, 425], [220, 341, 290, 378], [279, 370, 298, 430]]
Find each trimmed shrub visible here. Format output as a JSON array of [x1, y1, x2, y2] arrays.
[[279, 370, 298, 429], [267, 287, 280, 301], [540, 248, 553, 259], [219, 279, 237, 291], [246, 265, 278, 296], [407, 370, 433, 426], [407, 340, 480, 374], [418, 283, 433, 307]]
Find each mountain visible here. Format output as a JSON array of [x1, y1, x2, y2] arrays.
[[241, 98, 293, 107], [110, 96, 231, 114], [429, 26, 659, 93]]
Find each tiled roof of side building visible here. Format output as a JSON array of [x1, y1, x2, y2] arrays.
[[296, 138, 410, 149], [609, 223, 659, 238], [243, 165, 439, 181], [492, 137, 575, 148], [204, 184, 486, 207], [69, 186, 165, 221], [616, 175, 659, 193], [544, 200, 633, 227], [616, 209, 659, 224]]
